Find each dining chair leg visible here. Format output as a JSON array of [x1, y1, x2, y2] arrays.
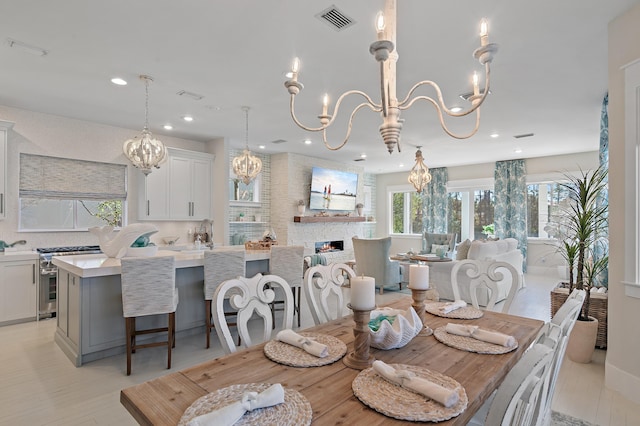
[[172, 313, 176, 348], [205, 300, 212, 349], [295, 287, 301, 327]]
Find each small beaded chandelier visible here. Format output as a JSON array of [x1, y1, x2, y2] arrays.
[[408, 146, 432, 193], [232, 106, 262, 185]]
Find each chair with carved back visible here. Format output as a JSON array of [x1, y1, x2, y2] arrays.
[[303, 262, 355, 325], [451, 259, 520, 313], [203, 248, 245, 349], [212, 273, 293, 354]]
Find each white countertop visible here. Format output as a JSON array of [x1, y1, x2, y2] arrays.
[[52, 248, 271, 278], [0, 251, 39, 262]]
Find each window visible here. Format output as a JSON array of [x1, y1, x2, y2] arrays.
[[473, 189, 495, 240], [19, 153, 127, 231], [448, 192, 463, 238], [389, 187, 423, 234], [526, 181, 570, 238]]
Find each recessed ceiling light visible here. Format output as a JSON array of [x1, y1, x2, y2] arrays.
[[399, 163, 405, 168], [360, 154, 367, 159], [490, 133, 499, 138], [450, 106, 463, 113], [182, 115, 194, 122], [514, 148, 523, 153], [110, 77, 127, 86], [304, 139, 312, 145], [163, 124, 173, 130], [258, 145, 266, 149]]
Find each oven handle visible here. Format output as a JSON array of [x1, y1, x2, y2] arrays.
[[40, 269, 57, 276]]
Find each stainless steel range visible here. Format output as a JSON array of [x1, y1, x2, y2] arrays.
[[36, 245, 102, 319]]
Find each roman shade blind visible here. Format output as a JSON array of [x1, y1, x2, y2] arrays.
[[19, 153, 127, 200]]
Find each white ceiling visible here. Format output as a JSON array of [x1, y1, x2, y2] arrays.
[[0, 0, 636, 174]]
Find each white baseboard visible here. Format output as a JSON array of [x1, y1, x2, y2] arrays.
[[605, 360, 640, 405]]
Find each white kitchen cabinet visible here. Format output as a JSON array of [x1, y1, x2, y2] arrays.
[[0, 120, 14, 220], [0, 258, 37, 324], [138, 148, 213, 221]]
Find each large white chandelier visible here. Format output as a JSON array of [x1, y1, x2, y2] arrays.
[[123, 75, 167, 175], [408, 146, 431, 193], [284, 0, 498, 154], [232, 106, 262, 185]]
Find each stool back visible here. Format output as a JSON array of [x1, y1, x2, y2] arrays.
[[121, 256, 177, 317]]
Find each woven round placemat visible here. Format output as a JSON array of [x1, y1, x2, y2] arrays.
[[178, 383, 312, 426], [433, 326, 518, 354], [352, 364, 468, 422], [264, 332, 347, 367], [424, 302, 484, 319]]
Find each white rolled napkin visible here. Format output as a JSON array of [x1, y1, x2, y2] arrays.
[[445, 323, 516, 348], [186, 383, 285, 426], [372, 360, 459, 408], [276, 329, 329, 358], [439, 300, 467, 314]]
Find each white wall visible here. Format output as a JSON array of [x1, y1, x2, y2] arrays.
[[606, 2, 640, 402], [375, 151, 599, 265], [0, 105, 223, 249]]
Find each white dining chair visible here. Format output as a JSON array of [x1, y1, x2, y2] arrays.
[[120, 256, 178, 375], [212, 273, 293, 354], [203, 248, 246, 349], [451, 259, 520, 313], [303, 262, 355, 325], [468, 343, 555, 426]]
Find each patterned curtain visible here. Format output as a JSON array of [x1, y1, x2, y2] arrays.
[[421, 167, 448, 238], [494, 159, 528, 270], [596, 93, 609, 286]]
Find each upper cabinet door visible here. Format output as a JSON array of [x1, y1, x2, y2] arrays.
[[138, 147, 214, 221]]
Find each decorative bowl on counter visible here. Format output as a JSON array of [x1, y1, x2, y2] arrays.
[[162, 236, 180, 245]]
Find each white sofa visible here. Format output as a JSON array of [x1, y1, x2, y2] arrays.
[[429, 238, 525, 306]]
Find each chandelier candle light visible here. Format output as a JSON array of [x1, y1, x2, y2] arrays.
[[344, 275, 376, 370], [284, 0, 498, 154], [232, 106, 263, 185], [409, 264, 433, 335], [123, 75, 167, 175]]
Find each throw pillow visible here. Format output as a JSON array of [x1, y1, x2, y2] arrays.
[[456, 239, 471, 260], [431, 244, 449, 255]]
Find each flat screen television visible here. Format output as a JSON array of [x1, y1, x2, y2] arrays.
[[309, 167, 358, 211]]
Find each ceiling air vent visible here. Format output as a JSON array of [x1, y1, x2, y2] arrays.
[[353, 158, 366, 162], [513, 133, 534, 139], [271, 139, 287, 144], [177, 90, 204, 101], [315, 5, 356, 31]]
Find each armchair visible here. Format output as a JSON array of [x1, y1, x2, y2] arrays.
[[423, 232, 458, 256], [352, 236, 402, 295]]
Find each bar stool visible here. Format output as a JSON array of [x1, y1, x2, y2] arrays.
[[120, 256, 178, 376], [269, 245, 304, 327], [203, 249, 246, 349]]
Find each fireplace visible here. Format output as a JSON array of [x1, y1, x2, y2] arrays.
[[315, 240, 344, 253]]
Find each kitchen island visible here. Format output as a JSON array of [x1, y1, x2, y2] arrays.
[[52, 248, 270, 366]]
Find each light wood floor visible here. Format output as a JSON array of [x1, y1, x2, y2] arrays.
[[0, 274, 638, 425]]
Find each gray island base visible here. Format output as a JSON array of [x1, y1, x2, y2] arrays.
[[52, 249, 270, 366]]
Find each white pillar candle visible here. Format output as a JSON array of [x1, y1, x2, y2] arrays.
[[350, 276, 376, 310], [409, 264, 429, 290]]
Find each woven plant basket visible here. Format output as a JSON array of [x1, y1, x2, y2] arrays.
[[550, 284, 608, 349]]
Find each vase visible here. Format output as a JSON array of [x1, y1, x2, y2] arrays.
[[566, 316, 598, 363], [356, 207, 363, 217], [297, 205, 305, 215]]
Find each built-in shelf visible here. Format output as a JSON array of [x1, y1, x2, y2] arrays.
[[294, 216, 366, 223], [229, 221, 267, 224]]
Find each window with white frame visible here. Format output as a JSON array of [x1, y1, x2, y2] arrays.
[[388, 186, 423, 235]]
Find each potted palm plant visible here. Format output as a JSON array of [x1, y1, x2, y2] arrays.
[[550, 166, 608, 362]]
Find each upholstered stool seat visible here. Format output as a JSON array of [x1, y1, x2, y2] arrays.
[[120, 256, 178, 376], [203, 249, 246, 348]]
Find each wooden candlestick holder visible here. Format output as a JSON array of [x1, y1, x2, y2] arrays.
[[343, 303, 375, 370], [410, 287, 433, 336]]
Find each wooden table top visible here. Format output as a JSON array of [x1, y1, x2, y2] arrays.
[[120, 297, 543, 425]]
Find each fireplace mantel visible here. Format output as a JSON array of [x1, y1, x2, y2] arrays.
[[293, 216, 366, 223]]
